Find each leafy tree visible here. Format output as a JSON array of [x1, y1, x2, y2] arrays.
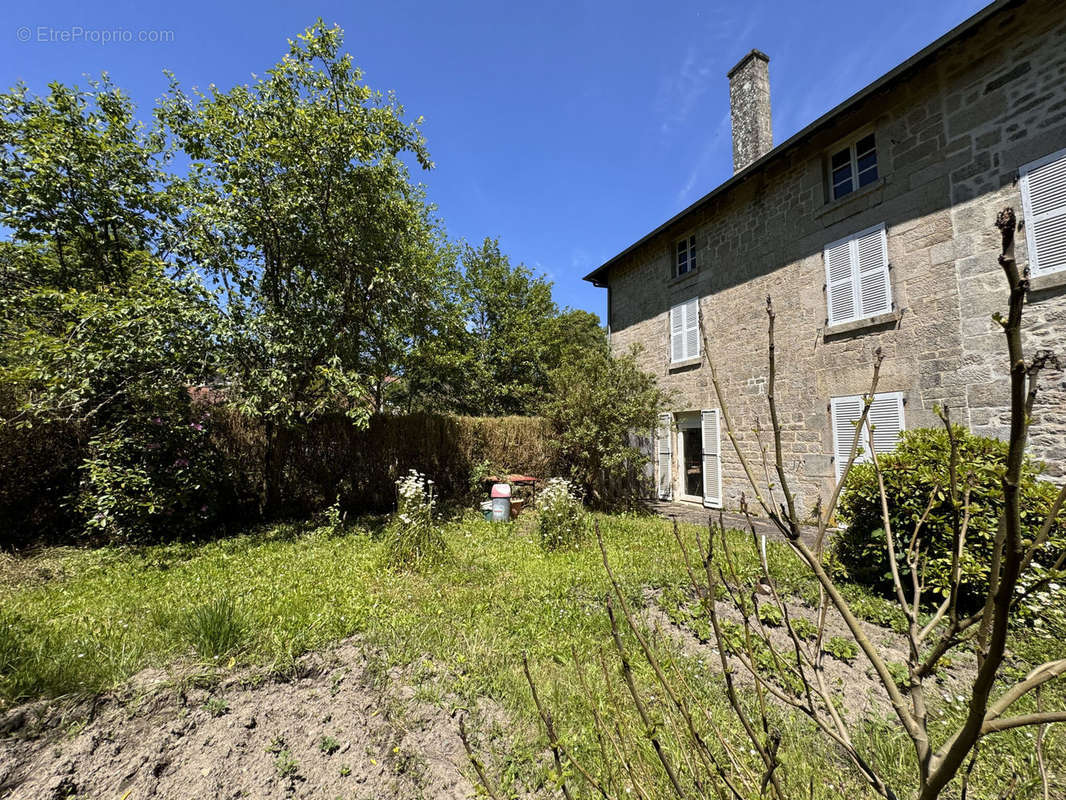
[[458, 237, 559, 415], [404, 238, 602, 417], [160, 21, 446, 506], [543, 308, 608, 366], [0, 77, 170, 290], [0, 77, 222, 541], [542, 345, 667, 507]]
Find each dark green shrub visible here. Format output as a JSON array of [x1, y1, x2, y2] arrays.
[[834, 426, 1065, 611], [78, 409, 221, 543]]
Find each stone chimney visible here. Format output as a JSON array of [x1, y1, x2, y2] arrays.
[[727, 49, 773, 173]]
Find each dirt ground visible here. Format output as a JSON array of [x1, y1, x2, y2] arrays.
[[0, 640, 497, 800], [0, 590, 980, 800], [644, 587, 978, 724]]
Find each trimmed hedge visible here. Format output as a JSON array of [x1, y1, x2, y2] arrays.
[[0, 409, 559, 547]]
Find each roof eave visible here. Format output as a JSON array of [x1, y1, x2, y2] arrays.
[[582, 0, 1015, 287]]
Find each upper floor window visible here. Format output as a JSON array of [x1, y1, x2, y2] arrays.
[[669, 296, 700, 363], [675, 235, 696, 277], [824, 223, 892, 326], [830, 391, 904, 480], [830, 133, 878, 201], [1020, 147, 1066, 276]]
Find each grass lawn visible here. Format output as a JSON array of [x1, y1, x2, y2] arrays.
[[1, 512, 1062, 798]]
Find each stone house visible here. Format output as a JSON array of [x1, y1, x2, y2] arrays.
[[583, 0, 1066, 515]]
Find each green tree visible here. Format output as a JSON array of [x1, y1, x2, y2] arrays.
[[458, 238, 559, 415], [542, 345, 667, 507], [160, 21, 446, 506], [0, 77, 170, 290], [0, 78, 221, 542]]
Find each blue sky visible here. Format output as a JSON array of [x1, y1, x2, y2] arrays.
[[5, 0, 989, 321]]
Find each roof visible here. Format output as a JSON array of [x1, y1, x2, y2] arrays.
[[582, 0, 1016, 287]]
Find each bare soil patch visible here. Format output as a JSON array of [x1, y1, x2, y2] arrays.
[[0, 639, 497, 800], [643, 588, 978, 724]]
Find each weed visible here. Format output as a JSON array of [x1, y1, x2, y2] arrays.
[[320, 735, 340, 755], [823, 636, 859, 663], [385, 470, 445, 569], [203, 696, 229, 717], [537, 478, 586, 550], [274, 748, 299, 779], [788, 617, 818, 641], [339, 764, 351, 777], [757, 602, 783, 627], [180, 595, 246, 659]]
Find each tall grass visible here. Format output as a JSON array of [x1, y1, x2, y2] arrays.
[[180, 595, 247, 659], [0, 513, 1060, 797]]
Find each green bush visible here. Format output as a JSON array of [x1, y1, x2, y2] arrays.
[[385, 470, 445, 569], [834, 426, 1066, 612], [78, 410, 221, 543], [537, 478, 586, 550]]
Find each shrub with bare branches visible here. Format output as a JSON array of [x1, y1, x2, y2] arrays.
[[473, 208, 1065, 800]]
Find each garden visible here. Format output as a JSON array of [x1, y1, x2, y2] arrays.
[[1, 18, 1064, 800]]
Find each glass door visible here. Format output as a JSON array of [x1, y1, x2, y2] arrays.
[[677, 414, 703, 503]]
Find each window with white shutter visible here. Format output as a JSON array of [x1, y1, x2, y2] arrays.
[[669, 297, 700, 363], [701, 409, 722, 509], [830, 391, 905, 481], [824, 223, 892, 326], [1020, 148, 1066, 276], [657, 413, 673, 500]]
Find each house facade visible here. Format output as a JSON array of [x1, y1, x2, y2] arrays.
[[584, 0, 1066, 515]]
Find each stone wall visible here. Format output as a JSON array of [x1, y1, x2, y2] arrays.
[[605, 0, 1066, 514]]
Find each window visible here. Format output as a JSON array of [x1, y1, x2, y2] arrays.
[[830, 133, 878, 201], [830, 391, 904, 481], [669, 297, 700, 362], [675, 235, 697, 277], [1020, 147, 1066, 276], [824, 223, 892, 326]]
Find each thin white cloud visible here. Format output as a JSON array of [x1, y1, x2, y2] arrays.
[[654, 9, 761, 141], [676, 110, 731, 206]]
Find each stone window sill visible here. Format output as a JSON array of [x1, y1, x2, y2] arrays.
[[1029, 269, 1066, 296], [668, 356, 702, 372], [824, 309, 901, 337], [668, 268, 699, 288], [815, 176, 886, 227]]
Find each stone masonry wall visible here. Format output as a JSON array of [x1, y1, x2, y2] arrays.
[[606, 0, 1066, 514]]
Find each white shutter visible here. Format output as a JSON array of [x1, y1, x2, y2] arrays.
[[701, 409, 722, 509], [867, 392, 905, 455], [856, 225, 891, 317], [830, 392, 905, 481], [657, 413, 673, 500], [670, 305, 683, 362], [825, 238, 856, 325], [684, 297, 700, 360], [831, 396, 865, 481], [670, 297, 701, 362], [1021, 148, 1066, 276], [825, 223, 892, 325]]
